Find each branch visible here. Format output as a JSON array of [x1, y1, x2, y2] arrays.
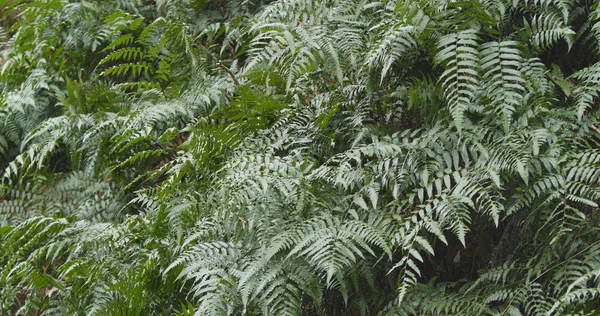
[[216, 62, 241, 86]]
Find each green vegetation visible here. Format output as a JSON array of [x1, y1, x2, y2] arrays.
[[1, 0, 600, 314]]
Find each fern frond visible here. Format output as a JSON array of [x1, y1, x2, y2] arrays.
[[523, 14, 575, 52], [480, 41, 525, 132], [436, 30, 480, 131]]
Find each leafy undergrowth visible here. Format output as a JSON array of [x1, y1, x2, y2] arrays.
[[1, 0, 600, 315]]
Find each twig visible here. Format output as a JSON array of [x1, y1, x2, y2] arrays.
[[591, 125, 600, 136], [216, 62, 241, 86]]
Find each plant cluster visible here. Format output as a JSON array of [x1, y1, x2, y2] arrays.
[[1, 0, 600, 315]]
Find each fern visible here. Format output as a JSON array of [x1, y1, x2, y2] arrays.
[[435, 30, 480, 131], [524, 14, 575, 52], [479, 41, 524, 132], [2, 0, 600, 314]]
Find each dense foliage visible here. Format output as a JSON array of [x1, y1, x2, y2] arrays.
[[2, 0, 600, 314]]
